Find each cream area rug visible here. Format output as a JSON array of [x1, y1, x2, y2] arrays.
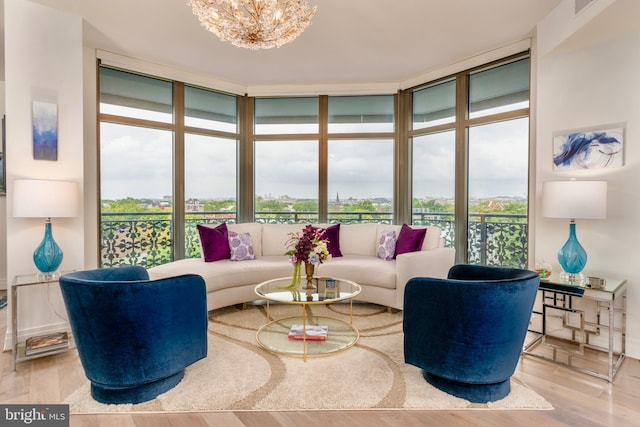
[[65, 303, 552, 413]]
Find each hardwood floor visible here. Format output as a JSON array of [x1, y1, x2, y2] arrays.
[[1, 303, 638, 427]]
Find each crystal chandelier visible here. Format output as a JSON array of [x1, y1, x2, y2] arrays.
[[187, 0, 317, 50]]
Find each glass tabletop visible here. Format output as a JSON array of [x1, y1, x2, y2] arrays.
[[256, 315, 359, 357], [255, 276, 361, 304], [541, 273, 627, 300]]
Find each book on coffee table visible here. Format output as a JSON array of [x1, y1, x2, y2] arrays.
[[25, 331, 69, 355], [288, 325, 328, 341]]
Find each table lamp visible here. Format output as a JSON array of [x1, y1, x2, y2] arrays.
[[13, 179, 79, 281], [542, 179, 607, 284]]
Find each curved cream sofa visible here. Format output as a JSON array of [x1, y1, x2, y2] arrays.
[[148, 222, 455, 311]]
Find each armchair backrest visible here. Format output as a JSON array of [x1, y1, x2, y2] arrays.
[[59, 266, 208, 387], [403, 264, 540, 384]]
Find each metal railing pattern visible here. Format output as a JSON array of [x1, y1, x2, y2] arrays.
[[101, 211, 528, 269]]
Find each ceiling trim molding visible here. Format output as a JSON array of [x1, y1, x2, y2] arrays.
[[97, 38, 531, 97], [399, 38, 532, 90], [247, 82, 400, 97], [97, 50, 247, 95]]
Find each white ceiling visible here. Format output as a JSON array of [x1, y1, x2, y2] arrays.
[[24, 0, 562, 88]]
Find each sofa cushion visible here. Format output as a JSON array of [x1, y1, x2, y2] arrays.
[[421, 226, 441, 250], [394, 224, 427, 257], [228, 231, 256, 261], [262, 224, 305, 256], [321, 224, 343, 258], [339, 223, 378, 256], [318, 255, 396, 290], [148, 256, 294, 293], [197, 223, 231, 262]]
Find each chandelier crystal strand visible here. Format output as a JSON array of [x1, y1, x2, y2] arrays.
[[187, 0, 317, 50]]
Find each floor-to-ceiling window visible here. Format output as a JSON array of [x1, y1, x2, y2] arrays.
[[183, 85, 238, 258], [327, 95, 394, 223], [253, 97, 320, 223], [97, 53, 530, 268], [252, 95, 395, 224], [98, 66, 239, 266], [409, 54, 530, 267]]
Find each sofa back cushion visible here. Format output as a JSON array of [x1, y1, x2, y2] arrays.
[[261, 224, 305, 256], [421, 226, 442, 250], [211, 222, 443, 259], [227, 223, 264, 257], [339, 223, 378, 256]]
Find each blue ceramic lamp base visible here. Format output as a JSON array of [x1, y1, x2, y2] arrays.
[[34, 219, 64, 282], [557, 221, 587, 285]]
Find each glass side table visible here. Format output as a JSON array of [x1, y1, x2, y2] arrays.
[[11, 274, 75, 371], [523, 273, 627, 382]]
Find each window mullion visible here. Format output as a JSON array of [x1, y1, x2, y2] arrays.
[[173, 82, 186, 261], [454, 73, 469, 265], [239, 95, 254, 223], [319, 96, 328, 222]]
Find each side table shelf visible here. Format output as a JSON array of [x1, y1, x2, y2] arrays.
[[523, 274, 627, 382], [11, 274, 75, 371]]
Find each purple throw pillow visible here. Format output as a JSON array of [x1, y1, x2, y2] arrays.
[[394, 224, 427, 258], [228, 231, 256, 261], [197, 223, 231, 262], [321, 224, 343, 258]]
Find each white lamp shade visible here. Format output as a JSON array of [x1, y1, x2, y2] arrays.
[[13, 179, 80, 218], [542, 180, 607, 220]]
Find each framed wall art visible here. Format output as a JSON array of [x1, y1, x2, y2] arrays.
[[32, 100, 58, 161], [552, 124, 625, 171]]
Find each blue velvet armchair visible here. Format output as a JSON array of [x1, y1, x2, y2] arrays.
[[403, 264, 539, 403], [59, 266, 208, 404]]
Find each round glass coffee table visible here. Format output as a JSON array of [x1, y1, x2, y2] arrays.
[[254, 276, 361, 361]]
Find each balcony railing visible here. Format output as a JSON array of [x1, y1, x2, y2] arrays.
[[101, 211, 528, 269]]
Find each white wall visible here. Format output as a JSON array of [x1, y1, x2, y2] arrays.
[[535, 0, 640, 358], [4, 0, 84, 345], [0, 82, 6, 291]]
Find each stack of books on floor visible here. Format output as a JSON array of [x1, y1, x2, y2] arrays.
[[25, 331, 69, 356], [288, 325, 328, 341]]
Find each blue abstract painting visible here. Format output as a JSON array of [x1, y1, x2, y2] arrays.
[[553, 126, 624, 170], [32, 101, 58, 161]]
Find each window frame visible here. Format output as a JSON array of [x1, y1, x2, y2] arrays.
[[97, 52, 530, 267], [405, 52, 531, 264]]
